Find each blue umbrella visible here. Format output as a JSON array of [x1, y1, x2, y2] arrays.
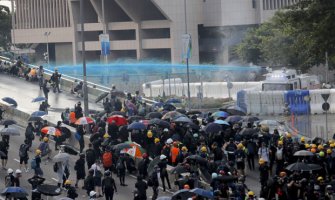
[[190, 188, 213, 199], [128, 122, 146, 130], [2, 97, 17, 107], [214, 120, 230, 126], [1, 187, 28, 198], [32, 96, 47, 103], [31, 111, 47, 117], [166, 98, 182, 104], [212, 111, 229, 118]]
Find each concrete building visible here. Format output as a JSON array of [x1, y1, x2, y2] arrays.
[[12, 0, 298, 65]]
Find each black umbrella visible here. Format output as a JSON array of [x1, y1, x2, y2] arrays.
[[128, 116, 144, 123], [225, 115, 243, 123], [186, 155, 207, 164], [112, 143, 132, 151], [239, 128, 257, 137], [61, 143, 79, 155], [2, 97, 17, 107], [89, 133, 101, 142], [203, 123, 222, 133], [163, 103, 176, 111], [176, 109, 187, 114], [60, 127, 71, 139], [147, 156, 161, 175], [183, 122, 200, 130], [37, 184, 61, 196], [28, 116, 43, 122], [149, 118, 170, 128], [220, 105, 246, 116], [146, 112, 163, 119], [111, 90, 126, 98], [171, 189, 194, 200], [242, 116, 260, 123], [0, 119, 17, 126], [1, 187, 28, 198], [95, 92, 109, 103], [294, 150, 314, 157], [174, 116, 192, 123], [286, 162, 322, 171], [171, 165, 188, 174], [110, 111, 126, 116], [213, 175, 238, 183], [186, 110, 202, 115]]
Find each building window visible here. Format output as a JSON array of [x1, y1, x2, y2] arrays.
[[252, 0, 256, 8]]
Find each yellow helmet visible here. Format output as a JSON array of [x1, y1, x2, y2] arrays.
[[154, 138, 160, 143], [305, 144, 310, 149], [147, 131, 153, 138], [237, 143, 244, 149], [259, 158, 265, 164], [318, 145, 324, 151], [300, 137, 305, 142], [278, 141, 283, 145], [319, 151, 325, 157], [35, 149, 41, 155], [317, 176, 324, 182], [181, 146, 188, 152], [64, 180, 72, 185], [327, 149, 332, 154], [200, 146, 207, 152], [331, 143, 335, 148], [286, 133, 292, 138], [43, 137, 49, 142], [103, 133, 110, 138], [311, 144, 317, 148], [247, 191, 255, 196]]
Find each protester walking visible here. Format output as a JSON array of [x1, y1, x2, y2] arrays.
[[102, 170, 117, 200], [74, 153, 86, 188], [19, 140, 30, 172]]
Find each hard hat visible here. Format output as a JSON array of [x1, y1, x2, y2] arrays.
[[43, 137, 49, 142], [183, 184, 190, 189], [327, 149, 332, 154], [147, 131, 153, 138], [64, 180, 72, 185], [305, 144, 310, 149], [160, 154, 167, 160], [104, 170, 111, 176], [237, 143, 244, 149], [193, 133, 199, 138], [317, 176, 324, 182], [35, 149, 41, 155], [181, 146, 188, 152], [103, 133, 110, 138], [15, 169, 22, 174], [166, 138, 173, 144], [318, 145, 324, 150], [319, 151, 325, 157], [248, 191, 255, 196], [259, 158, 265, 164], [163, 128, 169, 132], [89, 191, 97, 197], [286, 133, 292, 138], [279, 171, 287, 177], [154, 138, 160, 143], [311, 148, 316, 153], [300, 137, 305, 142], [200, 146, 207, 152], [311, 144, 317, 148], [7, 168, 13, 174], [331, 143, 335, 148], [278, 141, 283, 145], [211, 173, 218, 179]]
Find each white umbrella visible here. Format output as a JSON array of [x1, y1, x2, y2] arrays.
[[0, 127, 20, 136], [53, 153, 70, 162]]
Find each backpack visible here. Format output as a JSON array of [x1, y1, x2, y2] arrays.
[[102, 152, 113, 168], [53, 163, 59, 172], [19, 144, 28, 158], [103, 177, 114, 189], [31, 158, 37, 169], [39, 142, 48, 154], [147, 175, 154, 187], [116, 159, 124, 170]]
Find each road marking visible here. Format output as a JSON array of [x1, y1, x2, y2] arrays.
[[52, 178, 58, 182], [14, 158, 20, 163], [128, 174, 173, 194]]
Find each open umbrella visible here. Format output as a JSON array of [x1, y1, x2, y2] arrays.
[[186, 155, 208, 164], [157, 197, 171, 200], [110, 111, 126, 116], [213, 175, 238, 183], [60, 127, 71, 139], [203, 123, 222, 133], [0, 127, 20, 136], [31, 111, 47, 117], [214, 120, 230, 126], [121, 142, 146, 158], [259, 120, 280, 126], [112, 143, 132, 151], [176, 109, 187, 114], [190, 188, 213, 199], [225, 115, 243, 124], [95, 92, 109, 103], [239, 128, 257, 137], [172, 189, 194, 200], [61, 144, 79, 155], [294, 150, 314, 157], [174, 116, 192, 123], [186, 110, 202, 115], [128, 115, 144, 123], [171, 165, 188, 174], [75, 117, 94, 125], [1, 187, 28, 198], [2, 97, 17, 107], [146, 112, 163, 119], [212, 111, 229, 119], [147, 156, 161, 175], [183, 122, 200, 130], [53, 152, 70, 162], [41, 126, 61, 136], [242, 116, 260, 123], [107, 115, 127, 126], [220, 105, 246, 116], [28, 116, 43, 122], [0, 119, 17, 126], [32, 96, 47, 103], [111, 90, 126, 98], [128, 122, 146, 130], [37, 184, 61, 196], [166, 98, 182, 104], [162, 111, 183, 120], [149, 118, 170, 128], [286, 162, 322, 171], [163, 103, 176, 111]]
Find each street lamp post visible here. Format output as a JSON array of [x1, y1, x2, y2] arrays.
[[184, 0, 191, 111], [11, 0, 16, 55], [44, 32, 51, 66]]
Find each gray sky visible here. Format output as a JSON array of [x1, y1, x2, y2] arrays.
[[0, 0, 13, 11]]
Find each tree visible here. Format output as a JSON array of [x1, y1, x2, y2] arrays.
[[236, 0, 335, 71], [0, 3, 11, 51]]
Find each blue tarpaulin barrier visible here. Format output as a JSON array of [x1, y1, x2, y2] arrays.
[[284, 90, 310, 115], [236, 90, 247, 113]]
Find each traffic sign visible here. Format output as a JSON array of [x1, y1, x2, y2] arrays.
[[321, 93, 330, 102], [322, 102, 330, 111]]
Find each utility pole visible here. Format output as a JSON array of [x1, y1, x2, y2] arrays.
[[80, 0, 89, 118], [184, 0, 191, 111], [11, 0, 16, 56]]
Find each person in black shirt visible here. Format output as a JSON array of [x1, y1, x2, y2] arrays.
[[157, 155, 171, 192], [64, 180, 78, 199], [102, 170, 117, 200], [84, 169, 95, 196], [135, 176, 148, 200]]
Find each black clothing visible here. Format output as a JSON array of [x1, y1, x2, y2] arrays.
[[135, 179, 148, 200], [74, 157, 86, 179]]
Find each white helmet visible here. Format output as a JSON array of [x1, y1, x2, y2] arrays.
[[160, 154, 167, 160], [7, 168, 13, 174], [163, 128, 169, 132], [89, 190, 97, 197], [15, 169, 22, 174], [166, 138, 173, 144]]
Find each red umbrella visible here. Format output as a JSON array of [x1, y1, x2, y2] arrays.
[[107, 115, 128, 126], [41, 126, 61, 136], [75, 117, 95, 125]]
